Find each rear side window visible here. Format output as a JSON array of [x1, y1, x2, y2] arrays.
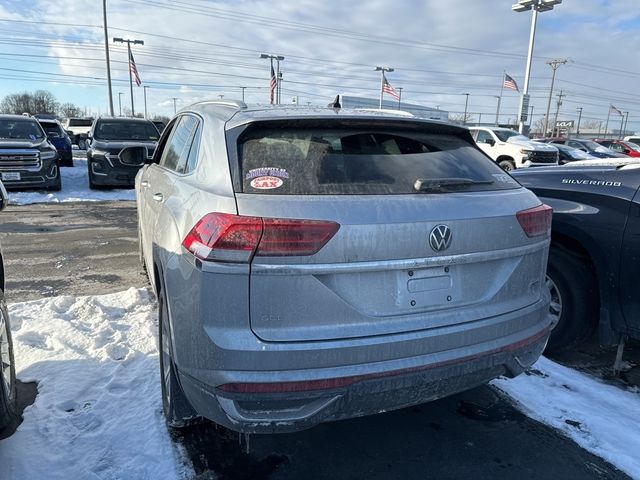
[[160, 115, 197, 172], [236, 123, 519, 195]]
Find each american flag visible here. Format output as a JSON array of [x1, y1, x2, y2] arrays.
[[610, 105, 623, 115], [382, 73, 400, 100], [129, 50, 141, 86], [503, 73, 519, 92], [269, 65, 277, 104]]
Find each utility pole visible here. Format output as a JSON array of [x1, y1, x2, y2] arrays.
[[260, 54, 284, 104], [495, 95, 502, 126], [552, 90, 565, 137], [543, 58, 568, 136], [576, 107, 583, 136], [113, 37, 144, 116], [171, 97, 178, 115], [240, 86, 246, 102], [118, 92, 123, 116], [397, 87, 403, 109], [512, 0, 564, 134], [143, 85, 149, 119], [375, 66, 394, 109], [102, 0, 114, 116], [462, 93, 470, 125]]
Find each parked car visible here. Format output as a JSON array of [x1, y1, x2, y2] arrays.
[[512, 162, 640, 352], [596, 139, 640, 158], [152, 121, 166, 134], [549, 138, 627, 158], [468, 126, 559, 171], [136, 100, 553, 434], [0, 181, 17, 431], [86, 117, 159, 189], [623, 135, 640, 144], [554, 143, 599, 164], [0, 114, 61, 191], [61, 117, 94, 149], [36, 118, 73, 167]]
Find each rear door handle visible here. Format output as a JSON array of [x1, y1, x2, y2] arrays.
[[140, 180, 150, 188], [152, 193, 164, 202]]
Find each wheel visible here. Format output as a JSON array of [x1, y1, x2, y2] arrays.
[[498, 159, 515, 171], [545, 246, 598, 353], [47, 168, 62, 191], [158, 284, 200, 429], [88, 163, 98, 190], [0, 289, 17, 431], [78, 138, 87, 150]]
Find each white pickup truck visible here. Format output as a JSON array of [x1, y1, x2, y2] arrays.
[[469, 127, 558, 171], [61, 118, 94, 148]]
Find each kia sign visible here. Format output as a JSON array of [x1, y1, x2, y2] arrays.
[[555, 120, 575, 128]]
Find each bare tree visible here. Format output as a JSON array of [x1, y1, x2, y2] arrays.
[[0, 90, 58, 115], [448, 112, 474, 124], [59, 102, 83, 118]]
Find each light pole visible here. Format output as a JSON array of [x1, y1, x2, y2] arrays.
[[102, 0, 114, 117], [462, 93, 470, 125], [113, 37, 144, 116], [512, 0, 563, 134], [171, 97, 178, 115], [118, 92, 124, 116], [576, 107, 583, 136], [495, 95, 502, 126], [543, 58, 568, 136], [619, 111, 626, 140], [260, 54, 284, 104], [240, 86, 246, 102], [375, 66, 394, 109], [552, 90, 565, 137], [143, 85, 149, 119], [623, 111, 630, 139]]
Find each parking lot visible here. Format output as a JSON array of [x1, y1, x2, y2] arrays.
[[0, 200, 631, 480]]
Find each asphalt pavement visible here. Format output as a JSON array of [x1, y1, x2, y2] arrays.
[[0, 201, 630, 480]]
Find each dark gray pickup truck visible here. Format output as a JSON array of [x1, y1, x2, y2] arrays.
[[512, 161, 640, 352]]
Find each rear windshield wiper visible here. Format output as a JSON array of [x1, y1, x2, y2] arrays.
[[413, 177, 494, 193]]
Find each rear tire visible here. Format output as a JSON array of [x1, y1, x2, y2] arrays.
[[545, 246, 598, 353], [47, 167, 62, 191], [0, 289, 17, 431], [158, 284, 200, 429]]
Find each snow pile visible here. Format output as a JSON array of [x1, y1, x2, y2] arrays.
[[8, 159, 136, 205], [494, 356, 640, 478], [0, 289, 190, 479]]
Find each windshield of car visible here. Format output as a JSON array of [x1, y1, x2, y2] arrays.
[[68, 119, 93, 127], [94, 121, 159, 141], [40, 122, 63, 137], [237, 123, 520, 195], [627, 142, 640, 152], [0, 119, 45, 140], [568, 148, 593, 159], [493, 130, 520, 142], [580, 140, 605, 151]]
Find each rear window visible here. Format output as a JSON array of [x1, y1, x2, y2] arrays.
[[237, 124, 519, 195], [68, 119, 93, 127]]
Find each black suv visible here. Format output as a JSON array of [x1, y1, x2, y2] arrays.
[[0, 115, 61, 191], [86, 117, 159, 189]]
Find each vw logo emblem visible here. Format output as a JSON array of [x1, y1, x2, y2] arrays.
[[429, 225, 452, 252]]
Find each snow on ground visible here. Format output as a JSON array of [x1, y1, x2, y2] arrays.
[[8, 159, 136, 205], [0, 289, 191, 480], [493, 356, 640, 478]]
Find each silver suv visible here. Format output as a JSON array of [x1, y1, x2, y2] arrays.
[[136, 100, 553, 434]]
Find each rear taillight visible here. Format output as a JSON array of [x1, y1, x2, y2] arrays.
[[182, 213, 340, 262], [516, 204, 552, 237]]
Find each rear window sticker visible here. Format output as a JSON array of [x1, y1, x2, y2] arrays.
[[250, 176, 284, 189], [246, 167, 289, 180]]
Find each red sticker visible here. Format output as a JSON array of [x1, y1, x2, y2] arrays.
[[250, 176, 283, 190]]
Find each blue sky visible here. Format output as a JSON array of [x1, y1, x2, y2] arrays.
[[0, 0, 639, 133]]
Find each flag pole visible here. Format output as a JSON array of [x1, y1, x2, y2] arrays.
[[127, 42, 134, 116], [604, 106, 612, 140], [379, 71, 384, 109], [496, 71, 505, 126]]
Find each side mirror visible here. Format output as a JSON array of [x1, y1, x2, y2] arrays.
[[119, 146, 148, 166], [0, 180, 8, 211], [65, 130, 74, 137], [485, 138, 496, 146]]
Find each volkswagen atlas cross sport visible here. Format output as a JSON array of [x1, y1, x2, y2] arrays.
[[87, 117, 159, 189], [0, 114, 61, 191], [135, 100, 553, 434]]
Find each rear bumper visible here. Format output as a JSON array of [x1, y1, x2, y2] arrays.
[[177, 304, 552, 433]]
